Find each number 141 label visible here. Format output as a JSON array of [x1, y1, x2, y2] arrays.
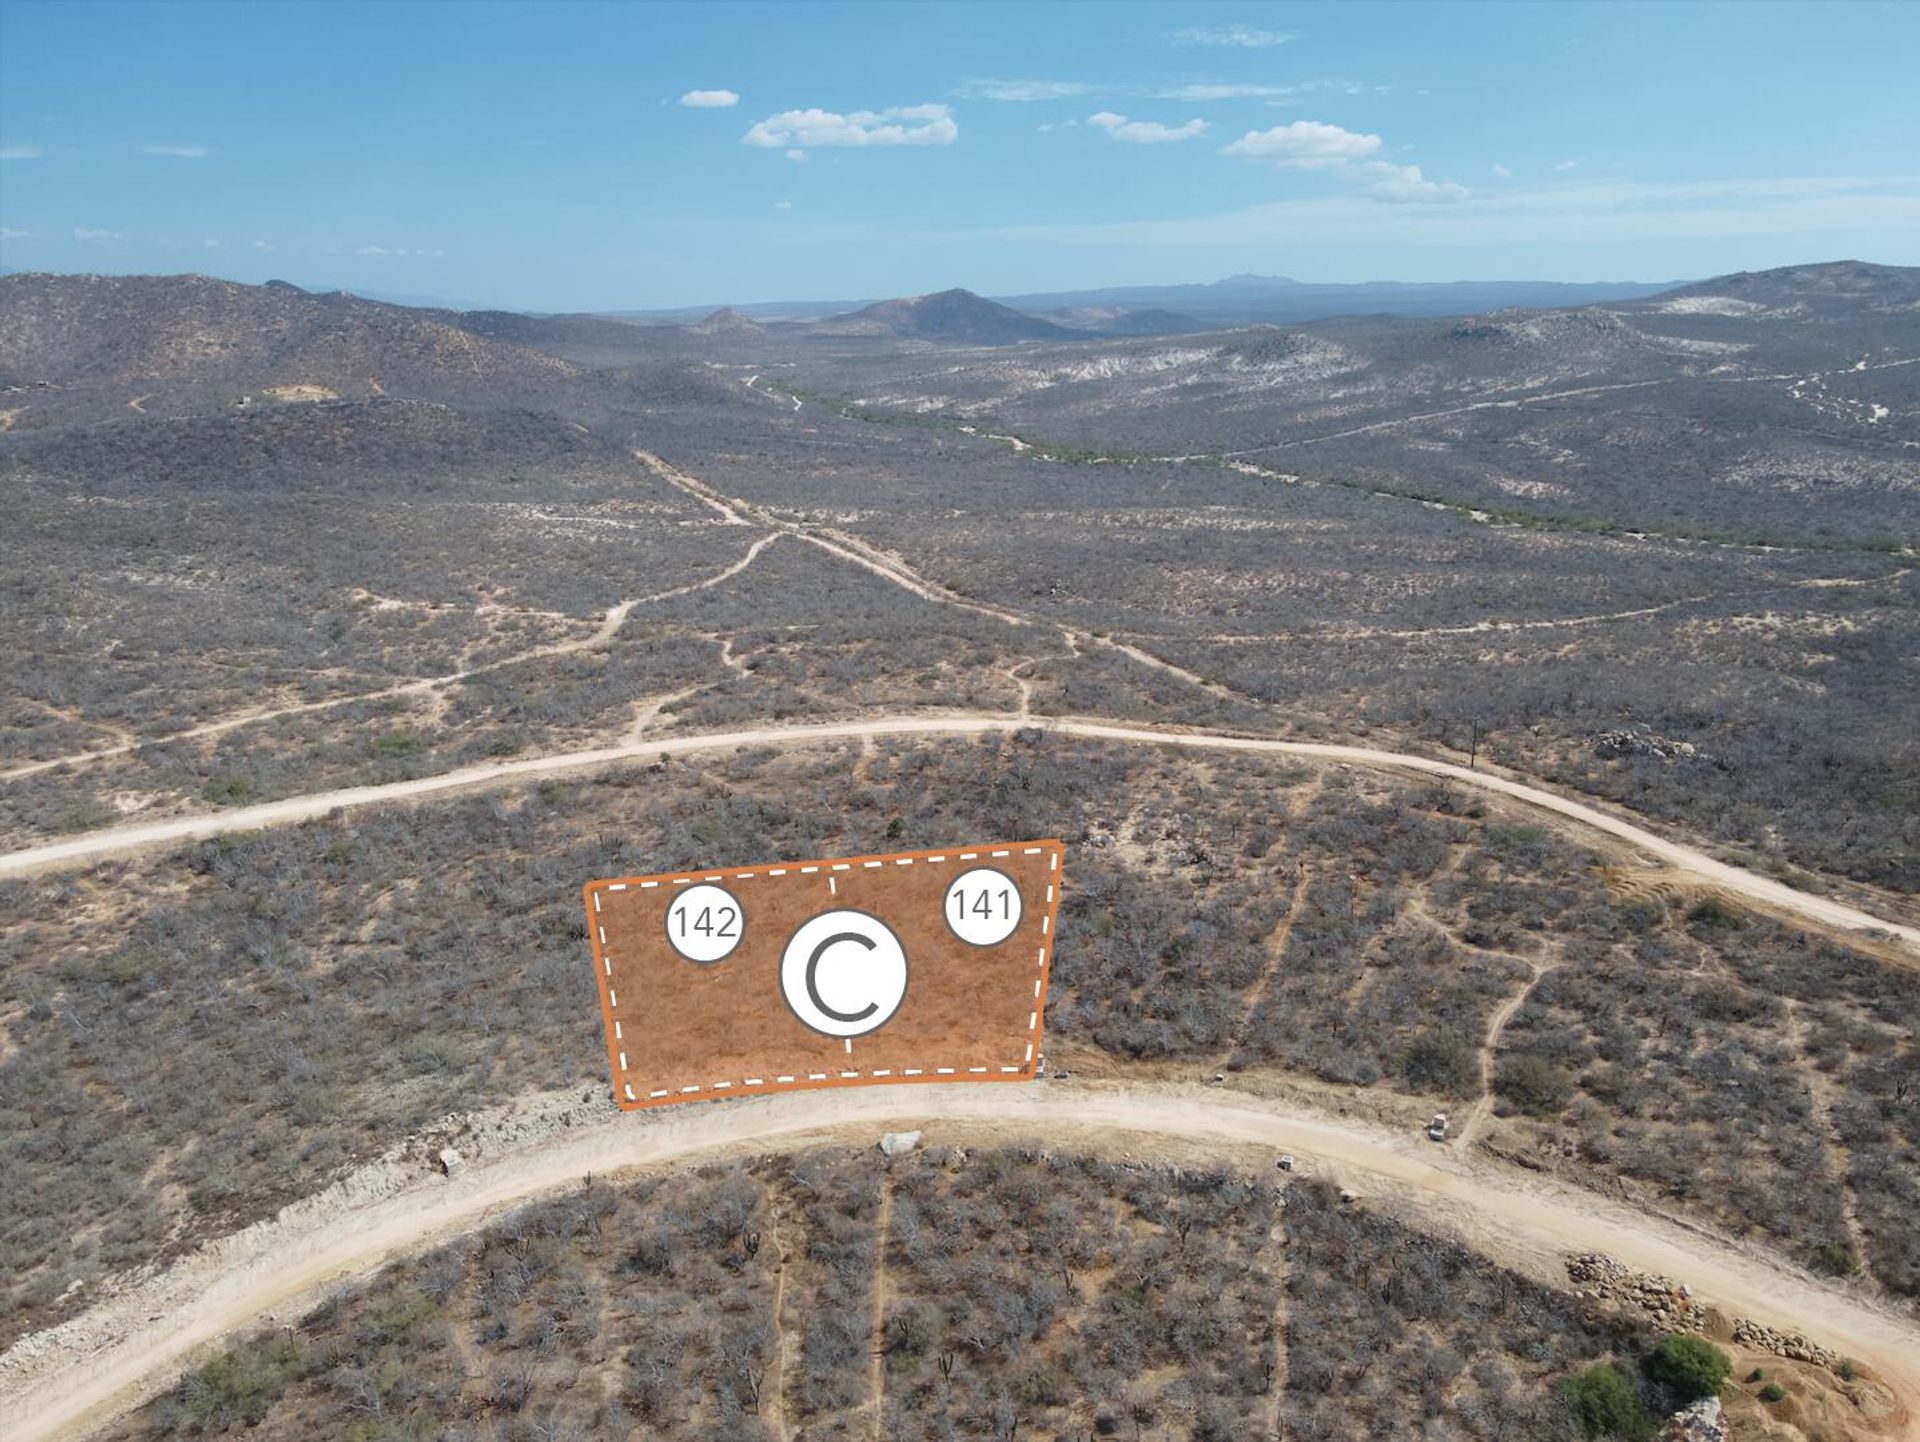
[[945, 866, 1021, 946]]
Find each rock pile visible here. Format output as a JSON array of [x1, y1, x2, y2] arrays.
[[1732, 1317, 1840, 1369], [1565, 1252, 1708, 1329], [1593, 728, 1699, 762], [1565, 1253, 1849, 1376], [1659, 1397, 1726, 1442]]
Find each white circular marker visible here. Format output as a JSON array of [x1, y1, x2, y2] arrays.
[[943, 866, 1022, 947], [780, 909, 909, 1038], [664, 883, 745, 964]]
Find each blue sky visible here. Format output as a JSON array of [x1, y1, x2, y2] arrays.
[[2, 0, 1916, 310]]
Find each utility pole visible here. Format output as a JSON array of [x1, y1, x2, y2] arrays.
[[1469, 720, 1481, 769]]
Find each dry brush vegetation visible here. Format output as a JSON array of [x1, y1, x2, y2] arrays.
[[104, 1149, 1655, 1442], [3, 736, 1913, 1353], [3, 265, 1917, 1437]]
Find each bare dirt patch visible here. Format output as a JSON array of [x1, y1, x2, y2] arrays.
[[587, 840, 1064, 1109]]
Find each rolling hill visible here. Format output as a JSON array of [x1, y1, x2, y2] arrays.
[[807, 287, 1081, 343]]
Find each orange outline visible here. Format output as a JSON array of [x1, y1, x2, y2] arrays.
[[584, 839, 1066, 1111]]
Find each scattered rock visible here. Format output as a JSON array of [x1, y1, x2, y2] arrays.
[[1593, 727, 1699, 762], [1565, 1252, 1708, 1330], [1732, 1317, 1840, 1370], [1659, 1396, 1726, 1442], [879, 1131, 921, 1157], [436, 1148, 463, 1176], [1567, 1253, 1846, 1376]]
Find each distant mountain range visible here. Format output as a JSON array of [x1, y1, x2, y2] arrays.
[[1656, 259, 1920, 313], [608, 273, 1686, 332], [1001, 274, 1685, 326], [5, 263, 1913, 415], [1, 267, 1702, 359]]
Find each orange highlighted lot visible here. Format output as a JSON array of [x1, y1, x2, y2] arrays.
[[583, 840, 1065, 1110]]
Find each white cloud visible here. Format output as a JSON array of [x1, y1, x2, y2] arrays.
[[1177, 25, 1294, 48], [773, 200, 792, 210], [680, 89, 739, 108], [1089, 111, 1207, 144], [74, 227, 120, 242], [1, 144, 43, 160], [0, 227, 28, 240], [354, 245, 445, 257], [743, 103, 957, 150], [1155, 83, 1292, 102], [202, 238, 224, 249], [968, 175, 1920, 250], [1491, 162, 1512, 179], [1554, 157, 1582, 172], [1222, 120, 1381, 167], [785, 148, 807, 163], [252, 239, 275, 251], [1364, 162, 1469, 203], [141, 144, 210, 158], [1222, 119, 1465, 202], [958, 78, 1091, 102]]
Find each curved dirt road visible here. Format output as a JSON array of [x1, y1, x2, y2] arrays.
[[3, 712, 1915, 952], [3, 1081, 1915, 1442]]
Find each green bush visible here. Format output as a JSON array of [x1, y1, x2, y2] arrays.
[[371, 728, 424, 757], [182, 1336, 303, 1426], [1646, 1334, 1731, 1404], [1686, 896, 1744, 930], [202, 773, 257, 804], [1400, 1029, 1479, 1095], [884, 1301, 940, 1361], [1759, 1382, 1786, 1402], [1496, 1053, 1577, 1116], [363, 1283, 441, 1344], [1809, 1241, 1861, 1277], [1560, 1362, 1655, 1441], [1014, 1361, 1071, 1406]]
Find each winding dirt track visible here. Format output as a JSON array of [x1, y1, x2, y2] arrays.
[[3, 1082, 1916, 1442], [3, 713, 1915, 954], [0, 531, 783, 783]]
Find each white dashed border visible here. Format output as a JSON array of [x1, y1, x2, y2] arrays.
[[586, 842, 1064, 1109]]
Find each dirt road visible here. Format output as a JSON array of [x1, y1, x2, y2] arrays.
[[3, 713, 1915, 952], [3, 1080, 1915, 1442], [0, 531, 782, 784]]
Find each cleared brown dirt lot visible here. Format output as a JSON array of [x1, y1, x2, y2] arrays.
[[587, 841, 1062, 1108]]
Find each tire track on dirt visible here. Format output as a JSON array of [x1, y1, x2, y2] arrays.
[[0, 532, 781, 783]]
